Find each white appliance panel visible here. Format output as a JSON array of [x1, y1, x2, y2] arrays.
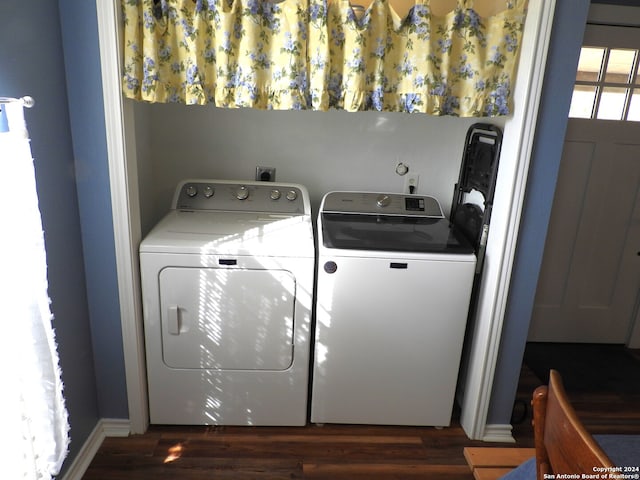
[[312, 254, 475, 426], [141, 252, 314, 425], [140, 180, 314, 426], [159, 267, 295, 370], [310, 190, 476, 427]]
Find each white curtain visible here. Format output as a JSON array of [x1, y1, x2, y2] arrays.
[[0, 100, 70, 479]]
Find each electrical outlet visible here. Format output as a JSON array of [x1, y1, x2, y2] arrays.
[[404, 174, 419, 194], [256, 166, 276, 182]]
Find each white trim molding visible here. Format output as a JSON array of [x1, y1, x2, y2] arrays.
[[459, 0, 556, 440], [482, 424, 517, 444], [95, 0, 149, 434], [102, 418, 132, 437], [60, 419, 131, 480]]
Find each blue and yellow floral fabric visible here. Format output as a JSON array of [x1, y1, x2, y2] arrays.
[[122, 0, 528, 116]]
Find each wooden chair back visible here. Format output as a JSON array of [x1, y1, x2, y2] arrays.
[[532, 369, 614, 480]]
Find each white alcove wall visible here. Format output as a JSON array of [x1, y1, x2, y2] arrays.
[[132, 104, 492, 235]]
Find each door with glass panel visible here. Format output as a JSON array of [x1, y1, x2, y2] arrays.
[[529, 24, 640, 343]]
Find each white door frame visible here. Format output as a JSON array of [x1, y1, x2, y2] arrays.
[[96, 0, 148, 434], [459, 0, 556, 441], [95, 0, 556, 438]]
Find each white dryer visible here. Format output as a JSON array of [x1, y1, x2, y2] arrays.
[[140, 180, 314, 425], [311, 191, 476, 427]]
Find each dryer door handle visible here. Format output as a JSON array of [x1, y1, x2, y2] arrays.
[[167, 304, 181, 335]]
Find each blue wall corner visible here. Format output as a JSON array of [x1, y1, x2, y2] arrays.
[[58, 0, 129, 419]]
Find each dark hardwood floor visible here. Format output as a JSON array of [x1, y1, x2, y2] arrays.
[[83, 422, 492, 479], [83, 355, 640, 479]]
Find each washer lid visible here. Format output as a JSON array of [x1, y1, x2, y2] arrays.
[[319, 191, 473, 254], [321, 213, 474, 254]]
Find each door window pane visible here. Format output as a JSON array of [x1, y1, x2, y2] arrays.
[[570, 44, 640, 121], [569, 85, 596, 118], [576, 47, 604, 82], [627, 91, 640, 121], [604, 49, 636, 84], [596, 87, 628, 120]]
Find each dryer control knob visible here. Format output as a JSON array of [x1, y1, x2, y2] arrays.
[[270, 189, 281, 200], [376, 194, 391, 207], [203, 186, 214, 198], [185, 185, 198, 197], [236, 186, 249, 200], [286, 190, 298, 201]]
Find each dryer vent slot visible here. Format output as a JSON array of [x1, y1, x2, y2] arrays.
[[219, 259, 238, 266]]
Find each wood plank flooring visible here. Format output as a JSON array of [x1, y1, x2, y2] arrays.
[[83, 421, 500, 479], [83, 357, 640, 479], [84, 425, 498, 480]]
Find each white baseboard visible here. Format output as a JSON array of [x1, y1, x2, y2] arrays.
[[101, 418, 131, 437], [482, 424, 516, 443], [60, 418, 131, 480]]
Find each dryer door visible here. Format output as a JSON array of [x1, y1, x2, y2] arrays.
[[159, 267, 295, 371]]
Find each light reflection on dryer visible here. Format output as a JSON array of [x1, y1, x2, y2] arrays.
[[193, 215, 312, 425]]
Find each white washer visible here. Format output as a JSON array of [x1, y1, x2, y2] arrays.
[[140, 179, 314, 425], [311, 191, 476, 427]]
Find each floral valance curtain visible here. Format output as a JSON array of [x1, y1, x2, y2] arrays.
[[122, 0, 528, 116]]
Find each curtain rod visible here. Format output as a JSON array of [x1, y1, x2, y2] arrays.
[[0, 96, 35, 108]]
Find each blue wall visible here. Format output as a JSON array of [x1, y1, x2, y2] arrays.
[[0, 0, 100, 475], [58, 0, 128, 420], [487, 0, 591, 424]]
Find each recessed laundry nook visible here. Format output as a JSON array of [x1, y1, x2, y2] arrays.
[[129, 101, 509, 429], [100, 0, 555, 443]]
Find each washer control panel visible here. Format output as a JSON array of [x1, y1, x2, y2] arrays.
[[322, 191, 444, 218], [173, 180, 308, 214]]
